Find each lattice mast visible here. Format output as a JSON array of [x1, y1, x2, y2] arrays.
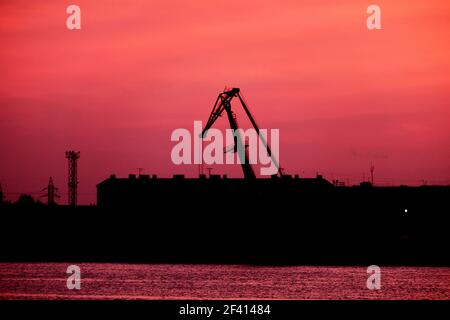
[[65, 151, 80, 205]]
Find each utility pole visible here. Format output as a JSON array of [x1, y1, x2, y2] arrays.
[[370, 163, 375, 186], [65, 151, 80, 206]]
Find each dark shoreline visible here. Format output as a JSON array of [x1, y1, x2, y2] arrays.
[[1, 184, 449, 266]]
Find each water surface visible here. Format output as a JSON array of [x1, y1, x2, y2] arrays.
[[0, 263, 449, 299]]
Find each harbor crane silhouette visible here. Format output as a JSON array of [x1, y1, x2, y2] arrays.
[[201, 88, 282, 179]]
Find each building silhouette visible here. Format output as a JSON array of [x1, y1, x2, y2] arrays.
[[97, 174, 333, 208]]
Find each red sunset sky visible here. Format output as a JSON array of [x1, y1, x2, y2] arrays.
[[1, 0, 449, 204]]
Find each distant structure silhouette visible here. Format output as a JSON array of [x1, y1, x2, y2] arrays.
[[0, 182, 3, 205], [40, 176, 60, 205], [65, 151, 80, 206], [370, 163, 375, 186]]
